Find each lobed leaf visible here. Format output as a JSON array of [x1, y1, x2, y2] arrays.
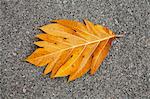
[[26, 19, 118, 81]]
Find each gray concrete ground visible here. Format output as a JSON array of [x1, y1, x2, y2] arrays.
[[0, 0, 150, 99]]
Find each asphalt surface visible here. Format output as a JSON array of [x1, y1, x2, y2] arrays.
[[1, 0, 150, 99]]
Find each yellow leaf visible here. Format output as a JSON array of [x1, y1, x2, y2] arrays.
[[68, 42, 98, 81], [50, 49, 73, 78], [54, 46, 86, 77], [26, 19, 121, 81], [43, 52, 61, 75], [40, 23, 75, 34], [51, 19, 88, 33]]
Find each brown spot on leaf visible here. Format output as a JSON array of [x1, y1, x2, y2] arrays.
[[92, 55, 94, 58], [64, 37, 67, 40]]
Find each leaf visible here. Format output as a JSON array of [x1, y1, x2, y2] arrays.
[[26, 19, 121, 81]]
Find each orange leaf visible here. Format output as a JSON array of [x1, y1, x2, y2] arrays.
[[26, 19, 121, 81]]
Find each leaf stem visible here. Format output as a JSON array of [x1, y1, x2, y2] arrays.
[[115, 35, 124, 38]]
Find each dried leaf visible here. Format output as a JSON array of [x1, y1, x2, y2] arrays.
[[26, 19, 121, 81]]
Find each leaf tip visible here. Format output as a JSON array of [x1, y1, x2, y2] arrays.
[[50, 19, 57, 23], [50, 75, 55, 79], [42, 73, 46, 76]]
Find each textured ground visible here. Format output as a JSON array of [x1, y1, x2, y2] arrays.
[[0, 0, 150, 99]]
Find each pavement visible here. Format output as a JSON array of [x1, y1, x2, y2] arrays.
[[0, 0, 150, 99]]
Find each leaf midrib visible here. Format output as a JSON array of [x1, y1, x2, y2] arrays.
[[29, 35, 115, 60]]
